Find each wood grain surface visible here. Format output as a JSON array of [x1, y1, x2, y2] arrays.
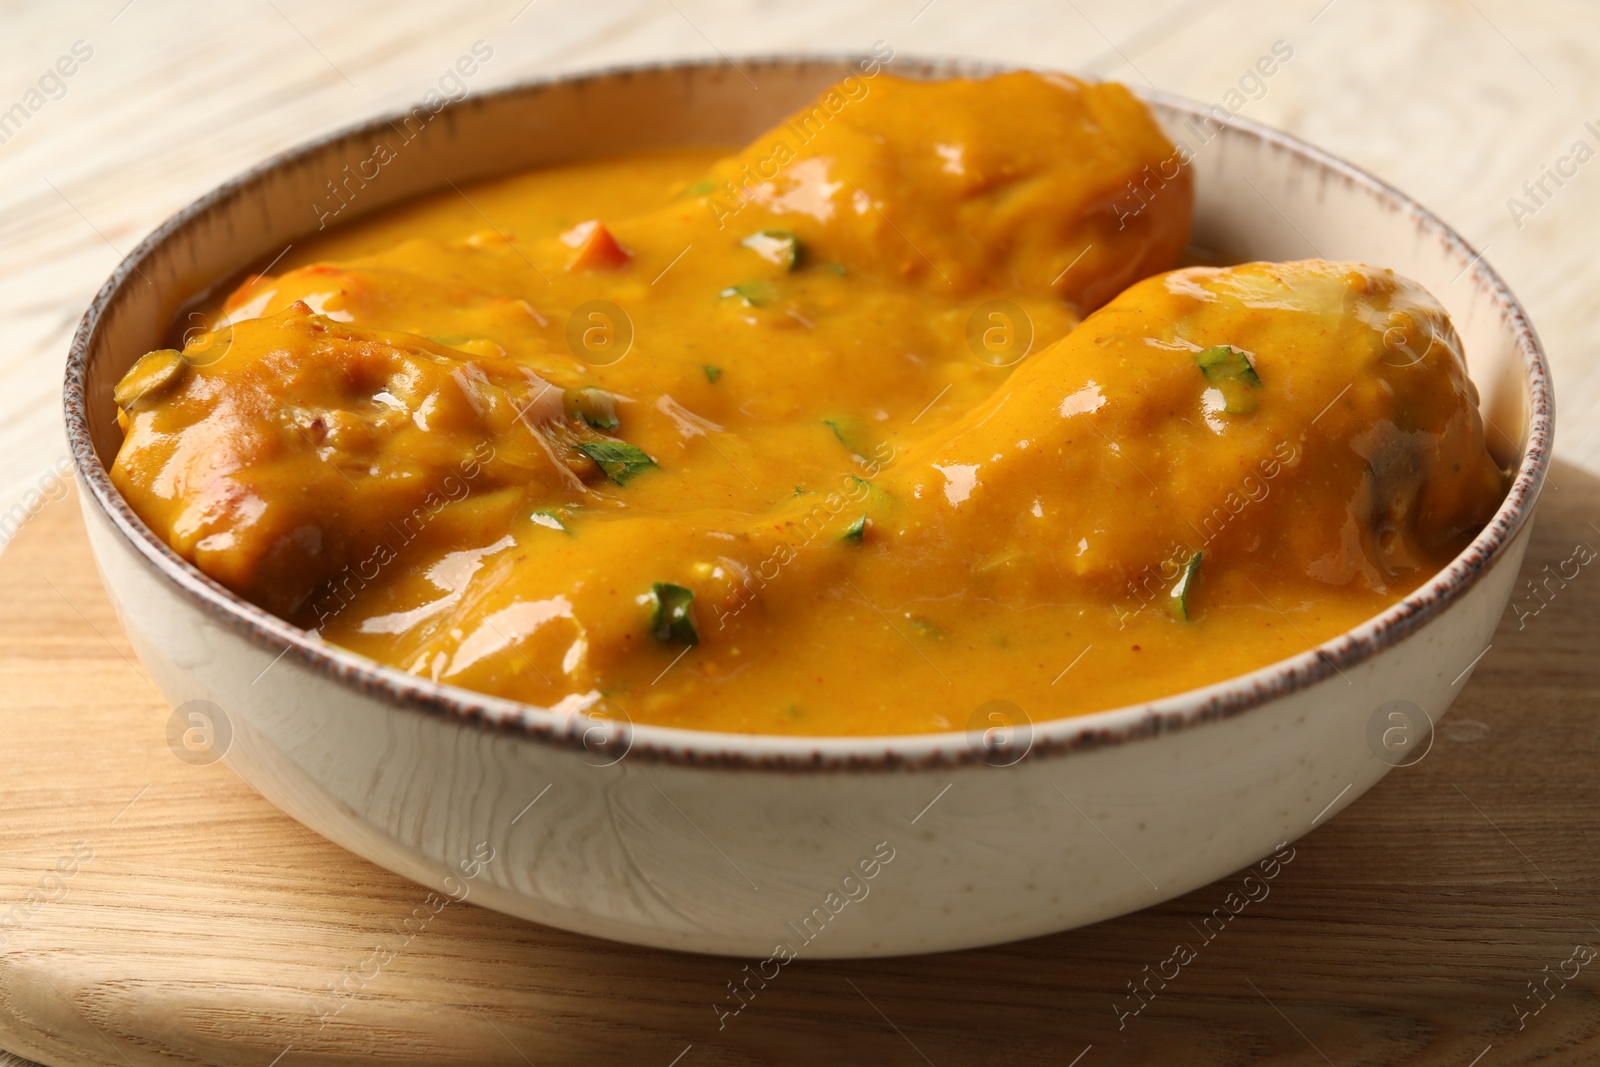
[[4, 0, 1600, 1064]]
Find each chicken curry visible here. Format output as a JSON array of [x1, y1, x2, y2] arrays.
[[109, 71, 1507, 735]]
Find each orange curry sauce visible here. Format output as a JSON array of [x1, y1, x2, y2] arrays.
[[110, 72, 1507, 734]]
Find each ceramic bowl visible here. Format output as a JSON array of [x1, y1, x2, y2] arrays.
[[64, 56, 1552, 958]]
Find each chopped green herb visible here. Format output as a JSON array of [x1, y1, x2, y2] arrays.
[[1194, 345, 1261, 384], [720, 280, 779, 307], [1193, 345, 1261, 414], [563, 386, 620, 430], [842, 515, 867, 543], [530, 509, 568, 533], [649, 582, 698, 646], [684, 181, 715, 196], [1168, 551, 1202, 622], [741, 229, 803, 271], [909, 617, 943, 639], [793, 485, 806, 496], [847, 474, 896, 511], [823, 415, 874, 458], [576, 440, 656, 485], [703, 364, 722, 383], [820, 262, 847, 275]]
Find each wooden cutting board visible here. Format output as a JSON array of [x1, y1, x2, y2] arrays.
[[2, 480, 1599, 1067]]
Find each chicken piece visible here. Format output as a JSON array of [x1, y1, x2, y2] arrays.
[[875, 260, 1510, 608], [700, 70, 1193, 308], [109, 302, 625, 617]]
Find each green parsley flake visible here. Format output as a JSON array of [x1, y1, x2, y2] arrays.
[[649, 582, 698, 646], [576, 440, 656, 485]]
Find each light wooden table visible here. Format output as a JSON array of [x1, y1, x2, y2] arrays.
[[2, 1, 1599, 1064]]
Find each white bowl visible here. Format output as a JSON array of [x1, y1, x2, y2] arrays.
[[64, 56, 1552, 958]]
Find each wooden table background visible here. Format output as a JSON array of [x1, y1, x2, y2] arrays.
[[3, 0, 1599, 1064]]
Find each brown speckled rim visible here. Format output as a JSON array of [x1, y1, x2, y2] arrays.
[[63, 56, 1552, 771]]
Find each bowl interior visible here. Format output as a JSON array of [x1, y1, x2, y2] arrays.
[[66, 56, 1550, 754]]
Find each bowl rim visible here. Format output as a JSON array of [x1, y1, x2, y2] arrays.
[[63, 54, 1553, 771]]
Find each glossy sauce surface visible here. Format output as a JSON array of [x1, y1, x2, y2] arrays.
[[110, 72, 1506, 735]]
